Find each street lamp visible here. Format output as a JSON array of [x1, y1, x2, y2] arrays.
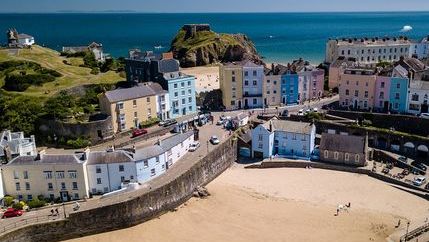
[[405, 221, 410, 241]]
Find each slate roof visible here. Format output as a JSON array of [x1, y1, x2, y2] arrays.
[[163, 72, 193, 81], [86, 150, 134, 165], [157, 59, 180, 73], [261, 119, 313, 135], [17, 33, 33, 39], [397, 57, 426, 73], [104, 82, 166, 103], [7, 154, 82, 166], [320, 133, 366, 154], [134, 131, 194, 161]]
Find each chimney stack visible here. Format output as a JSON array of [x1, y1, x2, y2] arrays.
[[36, 149, 46, 161], [83, 147, 90, 161]]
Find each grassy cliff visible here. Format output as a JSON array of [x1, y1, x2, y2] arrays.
[[0, 45, 121, 98]]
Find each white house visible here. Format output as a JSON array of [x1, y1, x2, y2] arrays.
[[86, 150, 136, 195], [134, 131, 194, 183], [17, 34, 35, 46], [242, 61, 264, 108], [0, 130, 37, 162], [252, 118, 316, 159], [408, 80, 429, 115], [234, 112, 249, 127]]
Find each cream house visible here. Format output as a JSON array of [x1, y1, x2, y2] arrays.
[[99, 82, 169, 133], [2, 151, 89, 202]]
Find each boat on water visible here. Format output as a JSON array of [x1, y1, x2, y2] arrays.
[[154, 45, 164, 49]]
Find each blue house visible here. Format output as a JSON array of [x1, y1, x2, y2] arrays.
[[281, 73, 299, 105], [389, 77, 409, 113], [251, 118, 316, 159], [162, 73, 197, 119]]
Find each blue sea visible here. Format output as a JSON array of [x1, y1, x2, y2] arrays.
[[1, 12, 429, 63]]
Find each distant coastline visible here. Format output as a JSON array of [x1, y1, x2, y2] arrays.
[[1, 12, 429, 63]]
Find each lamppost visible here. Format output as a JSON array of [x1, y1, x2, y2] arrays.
[[405, 221, 410, 241]]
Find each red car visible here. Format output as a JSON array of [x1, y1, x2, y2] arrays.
[[131, 129, 148, 138], [2, 208, 23, 219]]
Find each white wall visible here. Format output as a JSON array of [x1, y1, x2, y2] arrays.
[[86, 162, 137, 194]]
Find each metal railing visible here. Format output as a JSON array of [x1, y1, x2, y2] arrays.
[[400, 223, 429, 242], [0, 214, 65, 235]]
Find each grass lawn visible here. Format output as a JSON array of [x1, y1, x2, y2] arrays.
[[0, 45, 122, 98]]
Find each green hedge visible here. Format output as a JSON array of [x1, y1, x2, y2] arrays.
[[140, 117, 160, 128], [66, 137, 91, 149], [3, 74, 56, 91]]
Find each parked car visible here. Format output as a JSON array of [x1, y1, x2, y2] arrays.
[[131, 128, 148, 138], [297, 109, 305, 116], [162, 119, 177, 127], [311, 107, 318, 113], [210, 136, 220, 145], [401, 169, 410, 176], [411, 161, 427, 171], [386, 163, 394, 169], [2, 208, 23, 219], [216, 120, 224, 126], [398, 156, 408, 163], [413, 176, 426, 186], [280, 109, 289, 117], [382, 167, 390, 174], [420, 113, 429, 120], [189, 142, 201, 152]]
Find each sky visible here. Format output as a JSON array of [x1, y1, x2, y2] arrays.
[[1, 0, 429, 13]]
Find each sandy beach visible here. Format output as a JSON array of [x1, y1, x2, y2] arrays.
[[65, 165, 428, 242], [181, 66, 219, 93]]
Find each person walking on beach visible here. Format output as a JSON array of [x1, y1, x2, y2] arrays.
[[55, 208, 59, 216]]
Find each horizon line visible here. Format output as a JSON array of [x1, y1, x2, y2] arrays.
[[1, 10, 429, 14]]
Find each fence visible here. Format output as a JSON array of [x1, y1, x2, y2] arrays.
[[400, 222, 429, 242], [0, 214, 65, 235]]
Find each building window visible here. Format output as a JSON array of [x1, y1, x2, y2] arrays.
[[244, 71, 248, 77], [68, 170, 77, 179], [394, 103, 399, 109], [61, 182, 66, 190], [121, 176, 125, 182], [25, 182, 30, 190], [134, 112, 138, 118], [364, 91, 368, 98], [133, 100, 137, 107], [258, 143, 263, 149], [13, 171, 19, 179], [74, 194, 79, 199], [244, 80, 249, 86], [293, 134, 297, 140], [117, 102, 124, 110], [253, 70, 257, 76], [181, 82, 185, 87], [119, 165, 124, 172], [324, 150, 329, 158], [15, 182, 20, 191], [258, 134, 263, 141], [345, 89, 349, 95], [302, 135, 306, 141], [334, 152, 339, 160], [144, 160, 148, 168], [151, 169, 156, 177], [188, 97, 192, 103], [396, 83, 400, 89], [97, 178, 102, 184], [188, 89, 192, 94], [72, 182, 78, 190], [182, 99, 186, 104], [27, 195, 33, 201], [174, 83, 178, 88], [23, 171, 29, 179], [96, 166, 101, 174], [253, 80, 257, 86], [48, 183, 53, 191], [181, 90, 185, 96], [355, 154, 360, 162], [412, 94, 419, 102], [395, 93, 400, 100], [345, 153, 350, 161], [44, 171, 52, 179], [253, 99, 257, 105], [379, 92, 384, 99], [56, 171, 65, 179], [355, 90, 359, 97]]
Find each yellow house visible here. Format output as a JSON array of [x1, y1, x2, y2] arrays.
[[2, 150, 89, 202], [220, 63, 243, 110], [99, 82, 167, 133]]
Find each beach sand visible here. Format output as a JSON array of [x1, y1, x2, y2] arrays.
[[180, 66, 219, 93], [66, 165, 428, 242]]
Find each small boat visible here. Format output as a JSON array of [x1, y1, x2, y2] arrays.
[[269, 35, 274, 39], [154, 45, 164, 49]]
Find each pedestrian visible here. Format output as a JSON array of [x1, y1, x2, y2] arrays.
[[55, 208, 59, 216], [336, 208, 339, 216], [50, 209, 54, 216], [396, 219, 401, 228], [348, 202, 351, 208]]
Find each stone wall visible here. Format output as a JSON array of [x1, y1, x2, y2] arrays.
[[327, 110, 429, 137], [0, 138, 237, 242], [39, 114, 114, 144]]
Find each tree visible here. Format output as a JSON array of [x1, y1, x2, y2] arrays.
[[83, 51, 98, 68]]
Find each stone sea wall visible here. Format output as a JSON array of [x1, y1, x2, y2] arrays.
[[0, 138, 237, 242]]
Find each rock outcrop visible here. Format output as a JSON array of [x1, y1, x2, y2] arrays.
[[170, 25, 263, 67]]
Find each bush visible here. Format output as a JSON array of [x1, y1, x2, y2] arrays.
[[3, 196, 14, 207], [27, 198, 46, 209], [12, 201, 26, 210], [83, 51, 98, 68], [66, 137, 91, 149], [140, 117, 160, 128], [362, 119, 373, 127], [90, 67, 100, 75]]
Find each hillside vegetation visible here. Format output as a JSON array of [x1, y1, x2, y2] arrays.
[[0, 45, 121, 98], [170, 28, 262, 67]]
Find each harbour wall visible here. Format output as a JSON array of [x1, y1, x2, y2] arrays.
[[0, 137, 237, 242]]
